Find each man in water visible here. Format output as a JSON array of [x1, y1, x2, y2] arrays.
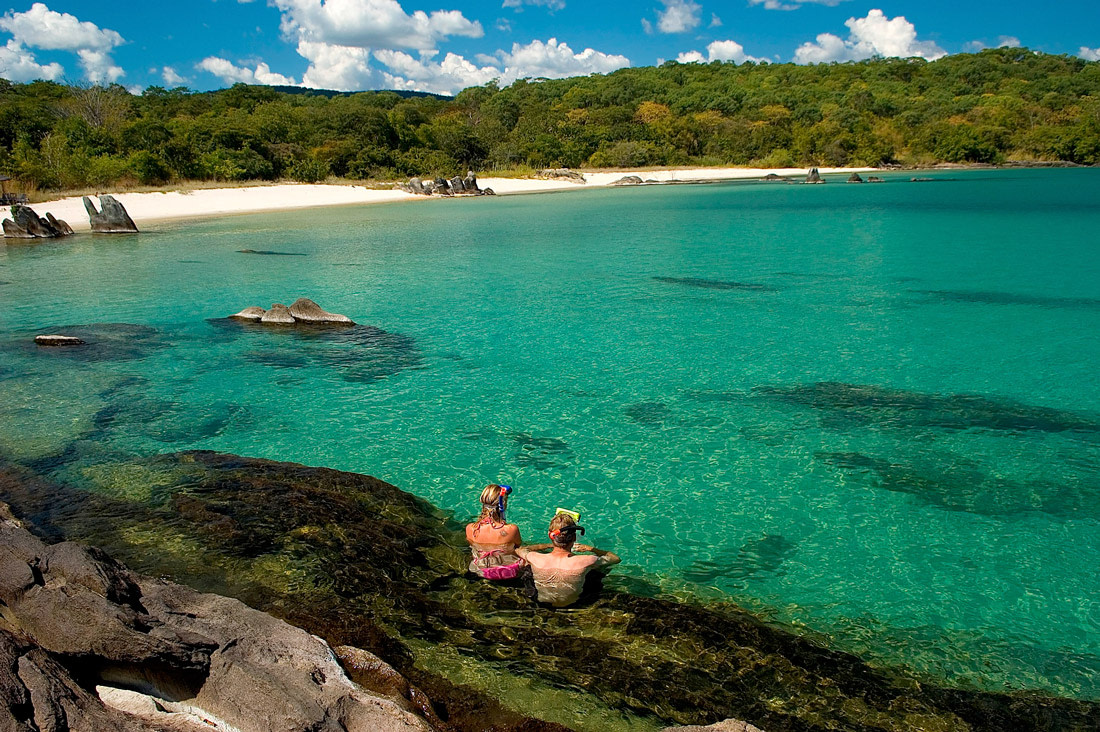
[[516, 511, 620, 607]]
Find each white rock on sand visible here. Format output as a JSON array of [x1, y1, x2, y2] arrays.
[[31, 167, 876, 231]]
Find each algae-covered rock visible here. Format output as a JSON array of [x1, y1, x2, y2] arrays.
[[2, 452, 1097, 732]]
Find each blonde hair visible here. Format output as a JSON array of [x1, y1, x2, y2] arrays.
[[474, 484, 507, 533], [548, 512, 578, 548]]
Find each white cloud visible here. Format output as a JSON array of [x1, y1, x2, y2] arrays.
[[998, 36, 1021, 48], [677, 39, 767, 65], [502, 0, 566, 10], [297, 41, 376, 89], [374, 49, 499, 94], [0, 38, 63, 81], [161, 66, 186, 85], [368, 36, 630, 95], [1081, 47, 1100, 62], [794, 9, 946, 64], [709, 13, 722, 28], [750, 0, 849, 9], [270, 0, 482, 51], [495, 18, 512, 32], [497, 37, 629, 82], [197, 56, 298, 86], [0, 2, 125, 82], [653, 0, 701, 34]]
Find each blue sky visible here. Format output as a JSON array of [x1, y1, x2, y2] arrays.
[[1, 1, 1098, 95]]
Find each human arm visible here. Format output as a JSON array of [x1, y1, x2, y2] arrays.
[[515, 543, 552, 559], [576, 545, 621, 566]]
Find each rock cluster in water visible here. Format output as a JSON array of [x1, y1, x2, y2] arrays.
[[397, 171, 494, 197], [1, 204, 74, 239], [83, 194, 139, 233], [229, 298, 355, 325], [0, 503, 438, 731]]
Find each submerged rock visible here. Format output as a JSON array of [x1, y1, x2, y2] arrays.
[[867, 176, 885, 183], [83, 195, 138, 233], [0, 505, 436, 731]]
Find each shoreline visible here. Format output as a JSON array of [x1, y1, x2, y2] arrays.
[[21, 166, 876, 232]]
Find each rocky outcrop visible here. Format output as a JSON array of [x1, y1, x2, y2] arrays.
[[288, 297, 355, 324], [847, 173, 864, 183], [398, 171, 491, 197], [762, 173, 784, 181], [2, 205, 74, 239], [664, 722, 765, 732], [34, 335, 86, 347], [259, 303, 295, 324], [229, 299, 355, 326], [228, 306, 266, 321], [83, 195, 138, 234], [0, 506, 437, 732], [805, 168, 823, 183], [610, 175, 643, 186], [534, 168, 586, 184], [867, 176, 885, 183]]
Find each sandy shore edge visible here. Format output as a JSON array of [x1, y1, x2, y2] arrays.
[[24, 166, 876, 232]]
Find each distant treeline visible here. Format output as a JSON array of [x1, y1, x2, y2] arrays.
[[1, 47, 1098, 191]]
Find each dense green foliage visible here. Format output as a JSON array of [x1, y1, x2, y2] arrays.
[[1, 47, 1098, 191]]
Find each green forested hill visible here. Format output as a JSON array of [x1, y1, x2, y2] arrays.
[[1, 47, 1097, 192]]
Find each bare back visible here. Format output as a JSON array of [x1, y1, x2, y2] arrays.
[[520, 549, 607, 607]]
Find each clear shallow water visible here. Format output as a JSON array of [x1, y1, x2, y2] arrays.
[[2, 169, 1099, 699]]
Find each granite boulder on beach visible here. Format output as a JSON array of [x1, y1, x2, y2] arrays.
[[83, 194, 139, 233]]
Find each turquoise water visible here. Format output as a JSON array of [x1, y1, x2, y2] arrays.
[[2, 169, 1099, 698]]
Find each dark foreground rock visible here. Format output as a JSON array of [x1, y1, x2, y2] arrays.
[[83, 195, 138, 233], [2, 205, 74, 239], [847, 173, 864, 183], [2, 452, 1097, 732], [0, 504, 437, 732]]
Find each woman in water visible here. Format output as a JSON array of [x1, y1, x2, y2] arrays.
[[516, 511, 620, 607], [465, 484, 525, 580]]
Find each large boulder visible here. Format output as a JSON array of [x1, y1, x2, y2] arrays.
[[2, 218, 35, 239], [462, 170, 480, 193], [847, 172, 864, 183], [259, 303, 295, 324], [433, 178, 452, 196], [805, 167, 823, 183], [34, 335, 86, 347], [83, 195, 138, 234], [287, 298, 355, 325], [0, 508, 437, 732], [46, 212, 74, 235], [610, 175, 643, 186], [449, 175, 465, 193]]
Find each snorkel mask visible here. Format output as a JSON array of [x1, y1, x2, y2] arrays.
[[549, 508, 585, 540], [496, 484, 512, 515]]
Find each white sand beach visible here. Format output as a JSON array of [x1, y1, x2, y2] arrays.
[[26, 166, 875, 232]]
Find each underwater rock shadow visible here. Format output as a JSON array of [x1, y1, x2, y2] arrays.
[[683, 533, 799, 585], [237, 249, 307, 256], [510, 431, 572, 471], [1, 451, 1098, 732], [653, 276, 777, 292], [816, 451, 1100, 523], [910, 289, 1100, 311], [16, 323, 172, 363], [207, 318, 422, 383], [623, 401, 672, 426], [754, 381, 1100, 437]]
